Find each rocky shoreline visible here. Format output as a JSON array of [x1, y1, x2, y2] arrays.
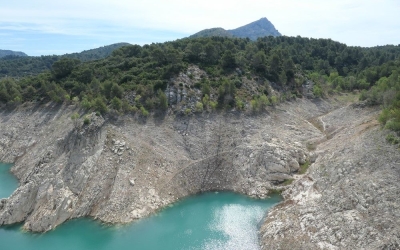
[[0, 97, 398, 249], [260, 103, 400, 249]]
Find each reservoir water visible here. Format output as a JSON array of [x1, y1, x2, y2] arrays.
[[0, 163, 282, 250], [0, 163, 18, 198]]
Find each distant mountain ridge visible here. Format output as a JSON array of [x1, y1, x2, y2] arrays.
[[0, 49, 28, 58], [0, 43, 130, 78], [229, 18, 281, 40], [63, 42, 130, 61], [190, 17, 281, 40], [190, 28, 234, 39]]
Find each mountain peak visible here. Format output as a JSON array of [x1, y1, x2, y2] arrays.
[[189, 18, 281, 40], [228, 18, 281, 40]]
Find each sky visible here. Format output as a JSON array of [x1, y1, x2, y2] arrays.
[[0, 0, 399, 56]]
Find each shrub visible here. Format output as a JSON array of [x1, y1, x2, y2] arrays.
[[143, 96, 155, 110], [313, 84, 323, 97], [281, 179, 294, 186], [81, 97, 92, 110], [121, 100, 133, 113], [270, 95, 278, 106], [157, 89, 168, 111], [385, 120, 400, 132], [184, 108, 192, 115], [134, 95, 142, 103], [299, 161, 311, 174], [202, 94, 210, 108], [23, 85, 36, 100], [235, 97, 245, 110], [259, 94, 270, 108], [234, 79, 242, 88], [47, 90, 61, 103], [111, 83, 124, 99], [386, 134, 400, 145], [71, 112, 80, 129], [201, 84, 210, 97], [111, 97, 122, 111], [93, 97, 108, 115], [140, 106, 149, 117], [131, 106, 138, 113], [250, 98, 260, 112], [195, 101, 203, 112], [83, 116, 91, 125], [379, 109, 390, 125], [209, 101, 217, 110], [72, 96, 79, 103]]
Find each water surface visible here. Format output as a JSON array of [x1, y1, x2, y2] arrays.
[[0, 163, 18, 198], [0, 163, 281, 250]]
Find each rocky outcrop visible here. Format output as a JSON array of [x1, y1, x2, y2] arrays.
[[0, 106, 107, 231], [260, 104, 400, 249], [165, 65, 205, 112]]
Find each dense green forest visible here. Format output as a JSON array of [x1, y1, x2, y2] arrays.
[[0, 36, 399, 135]]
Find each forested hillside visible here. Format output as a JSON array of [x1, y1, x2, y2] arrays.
[[0, 36, 399, 134], [0, 49, 28, 58], [0, 43, 129, 78], [189, 28, 234, 39], [64, 43, 130, 61]]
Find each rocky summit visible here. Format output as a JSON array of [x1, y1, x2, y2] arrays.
[[189, 17, 281, 40]]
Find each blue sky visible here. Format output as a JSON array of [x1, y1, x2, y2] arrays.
[[1, 0, 399, 56]]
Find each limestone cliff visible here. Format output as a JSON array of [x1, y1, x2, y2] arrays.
[[260, 104, 400, 249], [0, 99, 319, 232], [0, 97, 399, 249]]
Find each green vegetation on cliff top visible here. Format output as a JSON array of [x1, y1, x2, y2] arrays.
[[0, 35, 399, 135]]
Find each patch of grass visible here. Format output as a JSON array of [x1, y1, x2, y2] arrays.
[[334, 92, 360, 104], [386, 134, 400, 145], [268, 189, 283, 195], [281, 178, 294, 186], [299, 160, 311, 174], [83, 115, 91, 125]]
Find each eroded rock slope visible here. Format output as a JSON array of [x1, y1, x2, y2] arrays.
[[0, 99, 325, 232], [0, 97, 398, 250], [260, 103, 400, 249]]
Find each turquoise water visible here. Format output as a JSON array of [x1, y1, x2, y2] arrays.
[[0, 163, 18, 198], [0, 163, 282, 250]]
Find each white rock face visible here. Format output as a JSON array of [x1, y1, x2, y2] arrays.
[[0, 101, 316, 232], [0, 99, 398, 249], [260, 104, 400, 249]]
